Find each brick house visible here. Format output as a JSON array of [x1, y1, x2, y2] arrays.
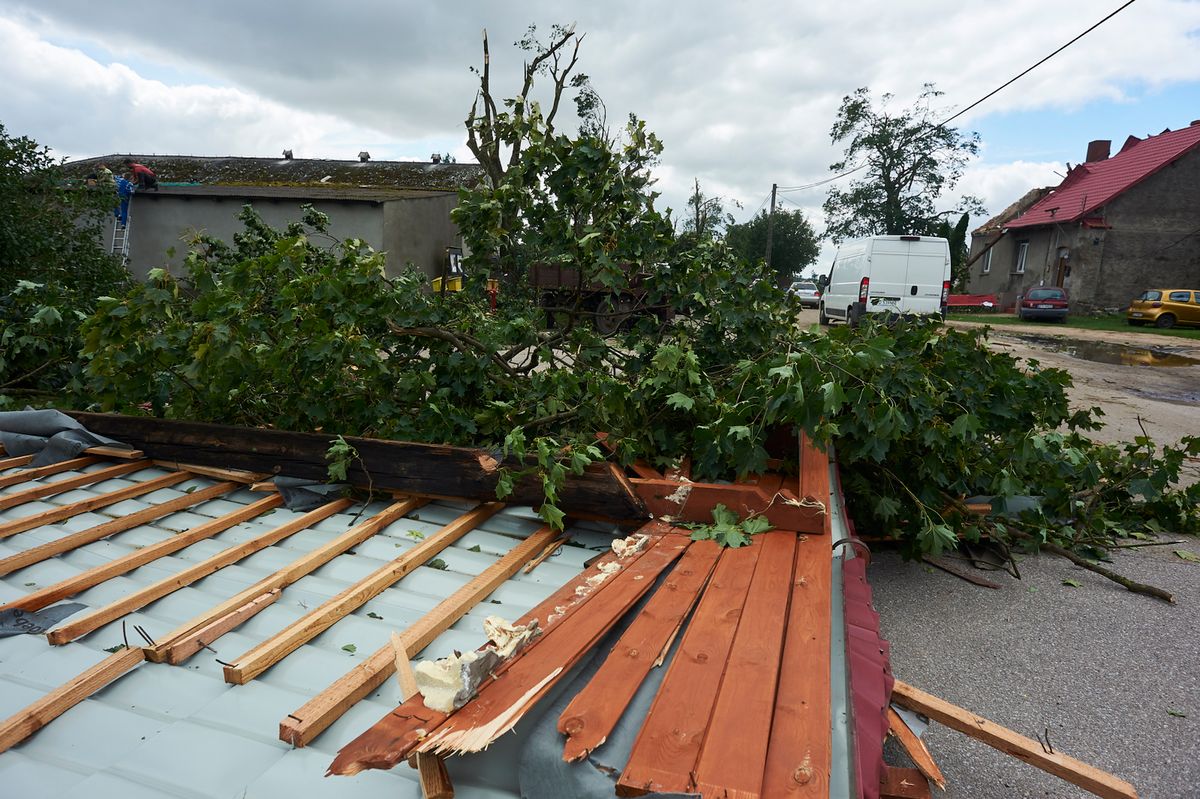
[[966, 123, 1200, 311]]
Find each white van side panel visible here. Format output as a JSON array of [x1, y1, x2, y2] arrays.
[[900, 243, 951, 315], [823, 241, 868, 318]]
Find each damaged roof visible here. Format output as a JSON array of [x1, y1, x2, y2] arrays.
[[64, 154, 484, 193], [0, 414, 855, 799], [1005, 122, 1200, 230]]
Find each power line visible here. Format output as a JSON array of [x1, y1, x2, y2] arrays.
[[939, 0, 1137, 127], [772, 0, 1139, 195]]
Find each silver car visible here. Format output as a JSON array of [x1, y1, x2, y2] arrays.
[[789, 281, 822, 308]]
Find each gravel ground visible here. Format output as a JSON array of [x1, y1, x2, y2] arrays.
[[870, 536, 1200, 798]]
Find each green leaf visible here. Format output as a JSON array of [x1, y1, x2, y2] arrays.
[[538, 503, 566, 531], [1174, 550, 1200, 563], [468, 544, 482, 552], [427, 558, 449, 571], [1062, 578, 1082, 587], [366, 612, 383, 620], [666, 392, 695, 411], [341, 644, 357, 654], [1167, 709, 1187, 718]]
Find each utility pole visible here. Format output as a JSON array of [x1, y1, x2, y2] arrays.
[[765, 183, 777, 272]]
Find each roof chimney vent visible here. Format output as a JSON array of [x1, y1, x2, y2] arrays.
[[1085, 139, 1111, 163], [358, 151, 370, 162], [431, 153, 442, 164], [1191, 120, 1200, 127], [282, 149, 293, 160]]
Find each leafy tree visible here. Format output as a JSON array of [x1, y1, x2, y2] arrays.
[[823, 85, 983, 242], [0, 123, 129, 401], [679, 179, 737, 241], [935, 212, 971, 291], [725, 207, 820, 286]]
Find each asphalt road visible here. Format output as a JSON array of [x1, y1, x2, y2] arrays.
[[869, 537, 1200, 798]]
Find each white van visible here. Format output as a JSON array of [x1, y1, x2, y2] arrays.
[[819, 235, 951, 326]]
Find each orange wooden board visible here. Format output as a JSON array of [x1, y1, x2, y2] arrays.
[[416, 535, 689, 755], [761, 533, 833, 799], [631, 478, 825, 533], [617, 537, 762, 796], [693, 531, 797, 799], [328, 526, 677, 776], [558, 538, 722, 762]]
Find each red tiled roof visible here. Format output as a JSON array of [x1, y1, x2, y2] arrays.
[[1005, 123, 1200, 230]]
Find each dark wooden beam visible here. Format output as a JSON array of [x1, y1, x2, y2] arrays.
[[67, 412, 647, 523]]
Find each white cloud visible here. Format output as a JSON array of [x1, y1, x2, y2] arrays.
[[2, 0, 1198, 239]]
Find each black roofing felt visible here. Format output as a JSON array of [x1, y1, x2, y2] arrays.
[[66, 154, 484, 193]]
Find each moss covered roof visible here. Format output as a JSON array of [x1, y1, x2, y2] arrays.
[[66, 154, 483, 192]]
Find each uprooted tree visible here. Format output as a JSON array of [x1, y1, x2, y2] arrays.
[[66, 30, 1200, 601]]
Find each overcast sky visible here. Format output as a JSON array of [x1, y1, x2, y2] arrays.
[[3, 0, 1199, 268]]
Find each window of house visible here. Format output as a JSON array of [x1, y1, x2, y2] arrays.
[[1014, 241, 1029, 274], [981, 248, 992, 274]]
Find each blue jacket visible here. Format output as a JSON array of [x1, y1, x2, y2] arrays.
[[115, 176, 135, 200]]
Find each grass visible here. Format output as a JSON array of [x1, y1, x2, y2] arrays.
[[947, 313, 1200, 340]]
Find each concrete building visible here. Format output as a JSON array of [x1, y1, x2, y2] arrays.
[[966, 123, 1200, 312], [68, 154, 483, 281]]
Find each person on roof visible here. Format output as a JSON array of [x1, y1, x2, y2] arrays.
[[123, 159, 158, 191], [114, 173, 135, 227]]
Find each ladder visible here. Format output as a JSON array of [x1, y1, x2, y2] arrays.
[[110, 209, 131, 263]]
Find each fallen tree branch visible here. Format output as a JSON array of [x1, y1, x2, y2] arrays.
[[1041, 541, 1175, 604]]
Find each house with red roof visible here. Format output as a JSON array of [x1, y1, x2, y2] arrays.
[[966, 122, 1200, 312]]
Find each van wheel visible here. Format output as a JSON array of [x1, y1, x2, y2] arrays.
[[818, 304, 829, 326], [1155, 314, 1176, 329]]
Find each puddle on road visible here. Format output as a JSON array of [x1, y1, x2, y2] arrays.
[[1012, 334, 1200, 368]]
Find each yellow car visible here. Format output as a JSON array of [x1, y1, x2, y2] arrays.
[[1126, 289, 1200, 328]]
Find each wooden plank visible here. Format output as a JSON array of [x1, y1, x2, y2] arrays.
[[69, 412, 647, 523], [880, 766, 932, 799], [888, 707, 946, 790], [522, 536, 565, 574], [223, 502, 505, 684], [0, 476, 231, 575], [0, 494, 284, 613], [415, 535, 690, 756], [157, 590, 282, 665], [0, 459, 142, 508], [145, 497, 423, 664], [283, 523, 561, 749], [762, 533, 833, 799], [628, 462, 663, 479], [617, 540, 761, 796], [0, 454, 36, 471], [391, 634, 456, 799], [0, 470, 192, 542], [326, 533, 666, 774], [84, 446, 144, 460], [890, 680, 1138, 799], [45, 496, 365, 645], [630, 478, 825, 533], [559, 537, 721, 762], [693, 531, 797, 799], [0, 647, 145, 754], [0, 456, 102, 490], [150, 460, 265, 483], [798, 432, 831, 536]]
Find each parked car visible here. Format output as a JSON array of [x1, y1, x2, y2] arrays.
[[819, 235, 950, 326], [789, 281, 821, 308], [1127, 289, 1200, 328], [1016, 286, 1069, 322]]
